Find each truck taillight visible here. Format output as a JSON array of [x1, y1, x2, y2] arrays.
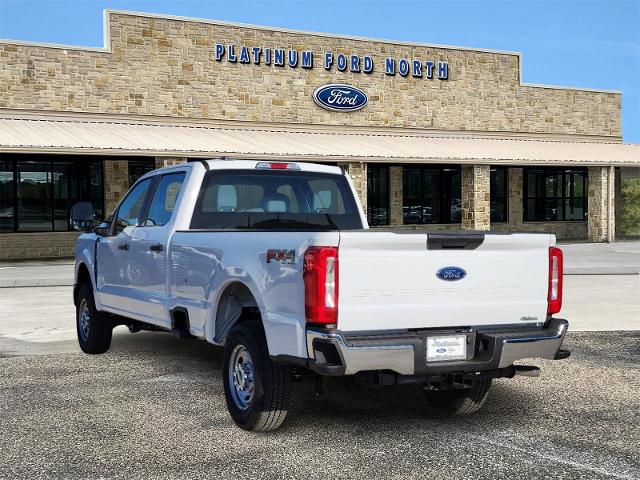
[[547, 247, 563, 315], [303, 246, 338, 326]]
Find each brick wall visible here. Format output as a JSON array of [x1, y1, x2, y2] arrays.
[[0, 12, 621, 137]]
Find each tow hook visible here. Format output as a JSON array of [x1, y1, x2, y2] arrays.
[[514, 365, 541, 377]]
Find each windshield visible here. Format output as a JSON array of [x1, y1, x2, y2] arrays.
[[190, 169, 363, 230]]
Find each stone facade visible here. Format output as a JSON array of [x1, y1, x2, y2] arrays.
[[389, 166, 403, 225], [461, 165, 490, 231], [338, 162, 367, 215], [104, 159, 130, 214], [376, 165, 589, 239], [0, 232, 81, 260], [0, 11, 627, 260], [155, 156, 188, 168], [490, 168, 589, 239], [587, 166, 615, 242], [0, 11, 621, 138]]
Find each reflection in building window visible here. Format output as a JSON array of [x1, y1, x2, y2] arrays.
[[128, 159, 155, 187], [0, 155, 105, 232], [524, 168, 588, 221], [490, 167, 508, 223], [402, 166, 461, 224], [367, 165, 389, 226]]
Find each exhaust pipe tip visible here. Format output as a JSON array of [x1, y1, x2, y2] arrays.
[[514, 365, 541, 377]]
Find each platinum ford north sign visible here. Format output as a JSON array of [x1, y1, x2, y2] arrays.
[[313, 84, 368, 112], [214, 44, 449, 80]]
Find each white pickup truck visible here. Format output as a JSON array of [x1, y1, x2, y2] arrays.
[[74, 159, 570, 431]]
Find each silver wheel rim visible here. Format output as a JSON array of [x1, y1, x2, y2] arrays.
[[228, 344, 255, 411], [78, 299, 90, 342]]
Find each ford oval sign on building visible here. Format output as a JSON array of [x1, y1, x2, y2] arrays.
[[312, 84, 368, 112]]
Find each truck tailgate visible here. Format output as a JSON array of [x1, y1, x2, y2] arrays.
[[337, 231, 553, 332]]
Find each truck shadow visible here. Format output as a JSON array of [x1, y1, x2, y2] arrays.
[[7, 329, 588, 436], [105, 331, 546, 432]]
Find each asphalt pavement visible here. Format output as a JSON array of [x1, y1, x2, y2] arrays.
[[0, 241, 638, 479], [0, 331, 638, 480]]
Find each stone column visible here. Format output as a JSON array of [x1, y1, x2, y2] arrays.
[[338, 162, 367, 216], [507, 167, 524, 227], [461, 165, 490, 231], [614, 167, 622, 239], [155, 156, 188, 168], [389, 166, 403, 225], [104, 160, 129, 215], [588, 166, 615, 242]]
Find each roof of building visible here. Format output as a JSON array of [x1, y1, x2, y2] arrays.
[[1, 110, 638, 166]]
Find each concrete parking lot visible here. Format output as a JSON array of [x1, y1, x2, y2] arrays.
[[0, 241, 638, 479]]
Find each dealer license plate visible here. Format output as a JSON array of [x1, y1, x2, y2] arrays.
[[426, 335, 467, 362]]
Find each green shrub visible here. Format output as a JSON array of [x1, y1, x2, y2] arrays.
[[620, 178, 640, 235]]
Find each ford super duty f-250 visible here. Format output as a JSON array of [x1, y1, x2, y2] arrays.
[[74, 159, 570, 431]]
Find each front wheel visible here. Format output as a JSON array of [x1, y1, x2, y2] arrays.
[[423, 378, 492, 415], [222, 323, 292, 432], [76, 283, 112, 354]]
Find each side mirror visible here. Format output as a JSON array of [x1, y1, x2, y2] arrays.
[[94, 221, 111, 237], [69, 201, 96, 233]]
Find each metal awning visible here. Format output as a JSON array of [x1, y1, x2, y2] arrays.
[[1, 112, 638, 166]]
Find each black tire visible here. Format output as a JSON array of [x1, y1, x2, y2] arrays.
[[76, 283, 112, 354], [424, 379, 492, 415], [222, 323, 292, 432]]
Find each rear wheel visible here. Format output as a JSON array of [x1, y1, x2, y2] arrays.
[[76, 283, 112, 354], [423, 379, 492, 415], [223, 323, 292, 432]]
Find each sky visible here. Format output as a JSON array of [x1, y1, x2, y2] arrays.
[[0, 0, 638, 142]]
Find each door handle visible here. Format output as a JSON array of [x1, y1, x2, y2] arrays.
[[149, 244, 164, 252], [118, 243, 129, 251]]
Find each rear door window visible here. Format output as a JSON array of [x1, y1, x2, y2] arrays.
[[190, 170, 362, 230]]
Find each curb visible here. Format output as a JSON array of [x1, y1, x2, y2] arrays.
[[0, 280, 74, 288]]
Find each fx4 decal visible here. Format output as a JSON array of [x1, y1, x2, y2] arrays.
[[266, 249, 296, 264]]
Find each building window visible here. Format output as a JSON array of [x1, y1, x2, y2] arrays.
[[0, 154, 104, 233], [0, 160, 15, 233], [402, 166, 461, 224], [490, 167, 508, 223], [128, 159, 156, 187], [367, 165, 389, 225], [524, 168, 588, 221]]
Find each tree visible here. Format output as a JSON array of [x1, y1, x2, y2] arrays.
[[620, 178, 640, 236]]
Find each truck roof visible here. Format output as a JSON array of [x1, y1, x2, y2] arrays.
[[148, 159, 344, 177]]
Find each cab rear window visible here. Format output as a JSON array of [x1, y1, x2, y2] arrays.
[[190, 170, 363, 230]]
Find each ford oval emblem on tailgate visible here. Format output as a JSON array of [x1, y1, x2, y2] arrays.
[[312, 84, 368, 112], [436, 266, 466, 281]]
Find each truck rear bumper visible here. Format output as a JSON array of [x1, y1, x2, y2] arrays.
[[306, 318, 569, 376]]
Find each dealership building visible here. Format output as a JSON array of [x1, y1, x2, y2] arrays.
[[0, 10, 639, 259]]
